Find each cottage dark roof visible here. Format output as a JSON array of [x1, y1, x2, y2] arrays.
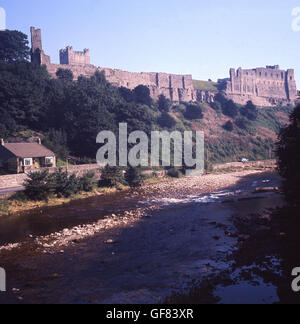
[[3, 143, 55, 158]]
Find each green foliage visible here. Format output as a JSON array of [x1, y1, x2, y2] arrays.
[[24, 170, 52, 201], [119, 87, 134, 103], [78, 171, 96, 192], [235, 117, 248, 130], [158, 112, 177, 128], [276, 105, 300, 203], [223, 120, 234, 132], [42, 129, 69, 161], [0, 30, 30, 63], [100, 165, 124, 187], [125, 166, 144, 187], [133, 85, 152, 106], [23, 169, 96, 201], [211, 100, 222, 113], [184, 103, 204, 120], [241, 101, 258, 121], [158, 95, 171, 112], [56, 68, 74, 83], [192, 80, 219, 92], [0, 61, 51, 134], [167, 168, 181, 178], [50, 169, 80, 198], [223, 100, 239, 118]]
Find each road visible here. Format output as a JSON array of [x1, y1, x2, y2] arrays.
[[0, 186, 24, 195]]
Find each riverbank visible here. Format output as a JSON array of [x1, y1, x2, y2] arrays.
[[0, 167, 272, 219], [0, 186, 125, 218]]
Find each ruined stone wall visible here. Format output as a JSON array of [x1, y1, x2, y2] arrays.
[[30, 27, 51, 65], [46, 62, 196, 102], [31, 27, 297, 107], [30, 27, 198, 103], [223, 66, 297, 106]]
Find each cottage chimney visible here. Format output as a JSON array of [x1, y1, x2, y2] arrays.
[[37, 137, 41, 145], [0, 139, 4, 146]]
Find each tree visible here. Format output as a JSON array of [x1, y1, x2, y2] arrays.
[[43, 129, 69, 161], [24, 170, 52, 201], [133, 85, 152, 106], [56, 68, 74, 83], [125, 166, 144, 187], [223, 100, 239, 118], [0, 30, 30, 63], [276, 105, 300, 203], [100, 166, 124, 187], [235, 117, 248, 130], [241, 101, 258, 121], [158, 94, 171, 112], [0, 62, 51, 130], [78, 171, 96, 192], [223, 120, 234, 132], [211, 100, 222, 113], [119, 87, 134, 103], [158, 112, 177, 128], [184, 103, 204, 120]]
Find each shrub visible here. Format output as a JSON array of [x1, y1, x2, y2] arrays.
[[223, 121, 234, 132], [133, 85, 152, 106], [100, 165, 124, 187], [78, 171, 96, 192], [223, 100, 239, 118], [167, 168, 181, 178], [125, 166, 144, 187], [241, 101, 258, 121], [211, 101, 222, 113], [50, 169, 78, 198], [158, 112, 177, 128], [276, 105, 300, 203], [24, 170, 52, 201], [184, 103, 204, 120], [235, 117, 248, 130], [158, 95, 171, 112]]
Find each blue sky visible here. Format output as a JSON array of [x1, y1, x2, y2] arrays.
[[2, 0, 300, 85]]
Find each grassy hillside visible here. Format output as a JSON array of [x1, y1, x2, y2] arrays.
[[169, 103, 293, 165], [192, 80, 219, 92]]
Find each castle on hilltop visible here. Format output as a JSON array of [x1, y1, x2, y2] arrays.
[[218, 66, 298, 107], [30, 27, 297, 107]]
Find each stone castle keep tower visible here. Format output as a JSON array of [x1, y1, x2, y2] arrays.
[[59, 47, 90, 65], [30, 26, 297, 107]]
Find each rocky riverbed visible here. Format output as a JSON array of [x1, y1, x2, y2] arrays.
[[1, 169, 297, 304]]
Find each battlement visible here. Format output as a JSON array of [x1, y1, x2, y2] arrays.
[[30, 26, 297, 107], [60, 46, 90, 65], [222, 66, 297, 106]]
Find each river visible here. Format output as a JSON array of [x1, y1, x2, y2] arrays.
[[0, 170, 297, 304]]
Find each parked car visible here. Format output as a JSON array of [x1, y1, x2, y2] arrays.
[[240, 158, 249, 163]]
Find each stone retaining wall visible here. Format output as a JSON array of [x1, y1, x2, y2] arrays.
[[212, 160, 276, 171]]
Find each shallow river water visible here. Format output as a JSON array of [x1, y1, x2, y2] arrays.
[[0, 173, 293, 304]]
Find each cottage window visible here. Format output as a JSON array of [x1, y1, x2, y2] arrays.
[[23, 158, 33, 166], [45, 157, 53, 165]]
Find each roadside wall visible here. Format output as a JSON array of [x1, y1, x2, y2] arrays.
[[212, 160, 276, 171]]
